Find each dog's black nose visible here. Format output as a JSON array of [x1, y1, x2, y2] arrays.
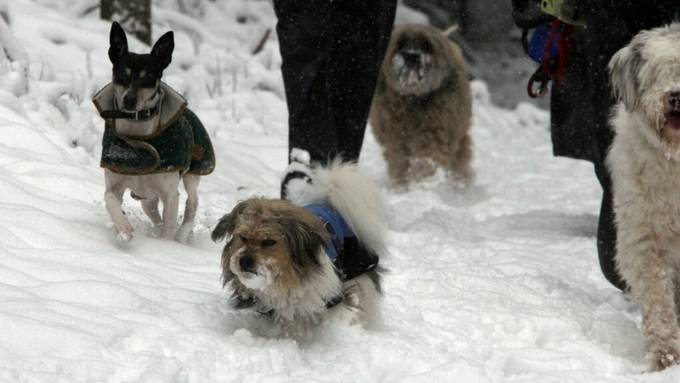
[[671, 91, 680, 110], [402, 51, 421, 66], [123, 92, 137, 110], [239, 254, 256, 272]]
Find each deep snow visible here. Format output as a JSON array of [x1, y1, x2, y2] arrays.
[[0, 0, 678, 382]]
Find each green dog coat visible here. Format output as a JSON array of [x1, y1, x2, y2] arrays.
[[93, 82, 215, 176]]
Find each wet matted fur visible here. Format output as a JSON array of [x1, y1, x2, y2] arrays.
[[606, 23, 680, 371], [370, 24, 472, 185], [212, 162, 386, 337]]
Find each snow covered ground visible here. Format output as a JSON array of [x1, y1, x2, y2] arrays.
[[0, 0, 678, 382]]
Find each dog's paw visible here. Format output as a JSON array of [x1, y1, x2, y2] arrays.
[[161, 225, 177, 239], [174, 224, 193, 244], [114, 222, 133, 242], [116, 230, 133, 242], [652, 346, 680, 371]]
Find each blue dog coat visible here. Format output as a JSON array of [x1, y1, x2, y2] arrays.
[[304, 204, 354, 262]]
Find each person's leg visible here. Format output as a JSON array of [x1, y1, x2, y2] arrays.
[[327, 0, 397, 162], [273, 1, 338, 164], [594, 159, 627, 291]]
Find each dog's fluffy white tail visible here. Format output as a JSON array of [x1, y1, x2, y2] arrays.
[[288, 161, 387, 257]]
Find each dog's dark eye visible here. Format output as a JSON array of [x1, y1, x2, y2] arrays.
[[261, 239, 277, 247], [136, 76, 157, 88], [113, 66, 132, 85], [239, 235, 249, 244]]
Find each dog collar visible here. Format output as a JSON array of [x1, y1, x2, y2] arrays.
[[93, 82, 188, 131], [324, 294, 344, 309], [99, 103, 161, 121], [253, 295, 345, 317]]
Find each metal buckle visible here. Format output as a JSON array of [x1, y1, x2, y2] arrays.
[[133, 106, 156, 121]]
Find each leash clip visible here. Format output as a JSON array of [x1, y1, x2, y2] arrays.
[[527, 65, 551, 98]]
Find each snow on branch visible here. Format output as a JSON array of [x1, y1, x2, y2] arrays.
[[0, 1, 29, 96], [0, 2, 27, 64], [68, 0, 99, 18]]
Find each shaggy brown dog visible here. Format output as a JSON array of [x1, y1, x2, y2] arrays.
[[370, 24, 472, 185], [211, 162, 386, 337]]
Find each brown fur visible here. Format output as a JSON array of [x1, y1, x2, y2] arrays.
[[370, 24, 473, 185], [213, 198, 330, 295], [211, 163, 386, 333]]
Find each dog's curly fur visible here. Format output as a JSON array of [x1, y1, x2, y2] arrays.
[[370, 24, 472, 185], [606, 23, 680, 371]]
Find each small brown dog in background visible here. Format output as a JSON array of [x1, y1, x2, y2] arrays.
[[370, 24, 472, 185]]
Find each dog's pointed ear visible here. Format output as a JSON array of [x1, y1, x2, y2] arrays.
[[609, 44, 641, 112], [280, 215, 330, 268], [151, 31, 174, 72], [211, 201, 249, 242], [108, 21, 128, 64]]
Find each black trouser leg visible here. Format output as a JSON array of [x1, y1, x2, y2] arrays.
[[328, 0, 396, 162], [594, 160, 627, 291], [273, 1, 338, 164], [274, 0, 396, 165]]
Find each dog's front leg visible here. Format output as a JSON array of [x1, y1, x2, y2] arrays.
[[385, 144, 410, 186], [105, 186, 133, 242], [161, 190, 179, 238], [450, 133, 473, 181], [175, 174, 200, 243], [141, 197, 162, 227], [619, 234, 680, 370]]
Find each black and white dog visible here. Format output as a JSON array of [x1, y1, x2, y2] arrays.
[[93, 22, 215, 243]]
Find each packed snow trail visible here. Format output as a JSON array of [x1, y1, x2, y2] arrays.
[[0, 0, 678, 382]]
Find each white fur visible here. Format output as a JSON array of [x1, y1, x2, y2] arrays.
[[240, 248, 345, 337], [262, 251, 341, 322], [239, 161, 387, 336], [606, 23, 680, 371], [229, 248, 273, 291], [231, 240, 383, 335], [340, 273, 383, 329], [288, 160, 388, 257]]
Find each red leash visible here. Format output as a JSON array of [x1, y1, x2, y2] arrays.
[[528, 19, 574, 98], [544, 19, 573, 83]]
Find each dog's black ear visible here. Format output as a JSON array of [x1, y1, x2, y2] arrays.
[[280, 217, 330, 268], [608, 43, 642, 112], [150, 30, 174, 71], [211, 201, 249, 242], [108, 21, 128, 64]]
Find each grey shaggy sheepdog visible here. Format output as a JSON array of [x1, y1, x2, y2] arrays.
[[369, 24, 472, 185], [606, 22, 680, 371]]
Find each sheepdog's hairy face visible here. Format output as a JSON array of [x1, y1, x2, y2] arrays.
[[211, 199, 329, 294], [609, 23, 680, 155], [384, 25, 458, 97]]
